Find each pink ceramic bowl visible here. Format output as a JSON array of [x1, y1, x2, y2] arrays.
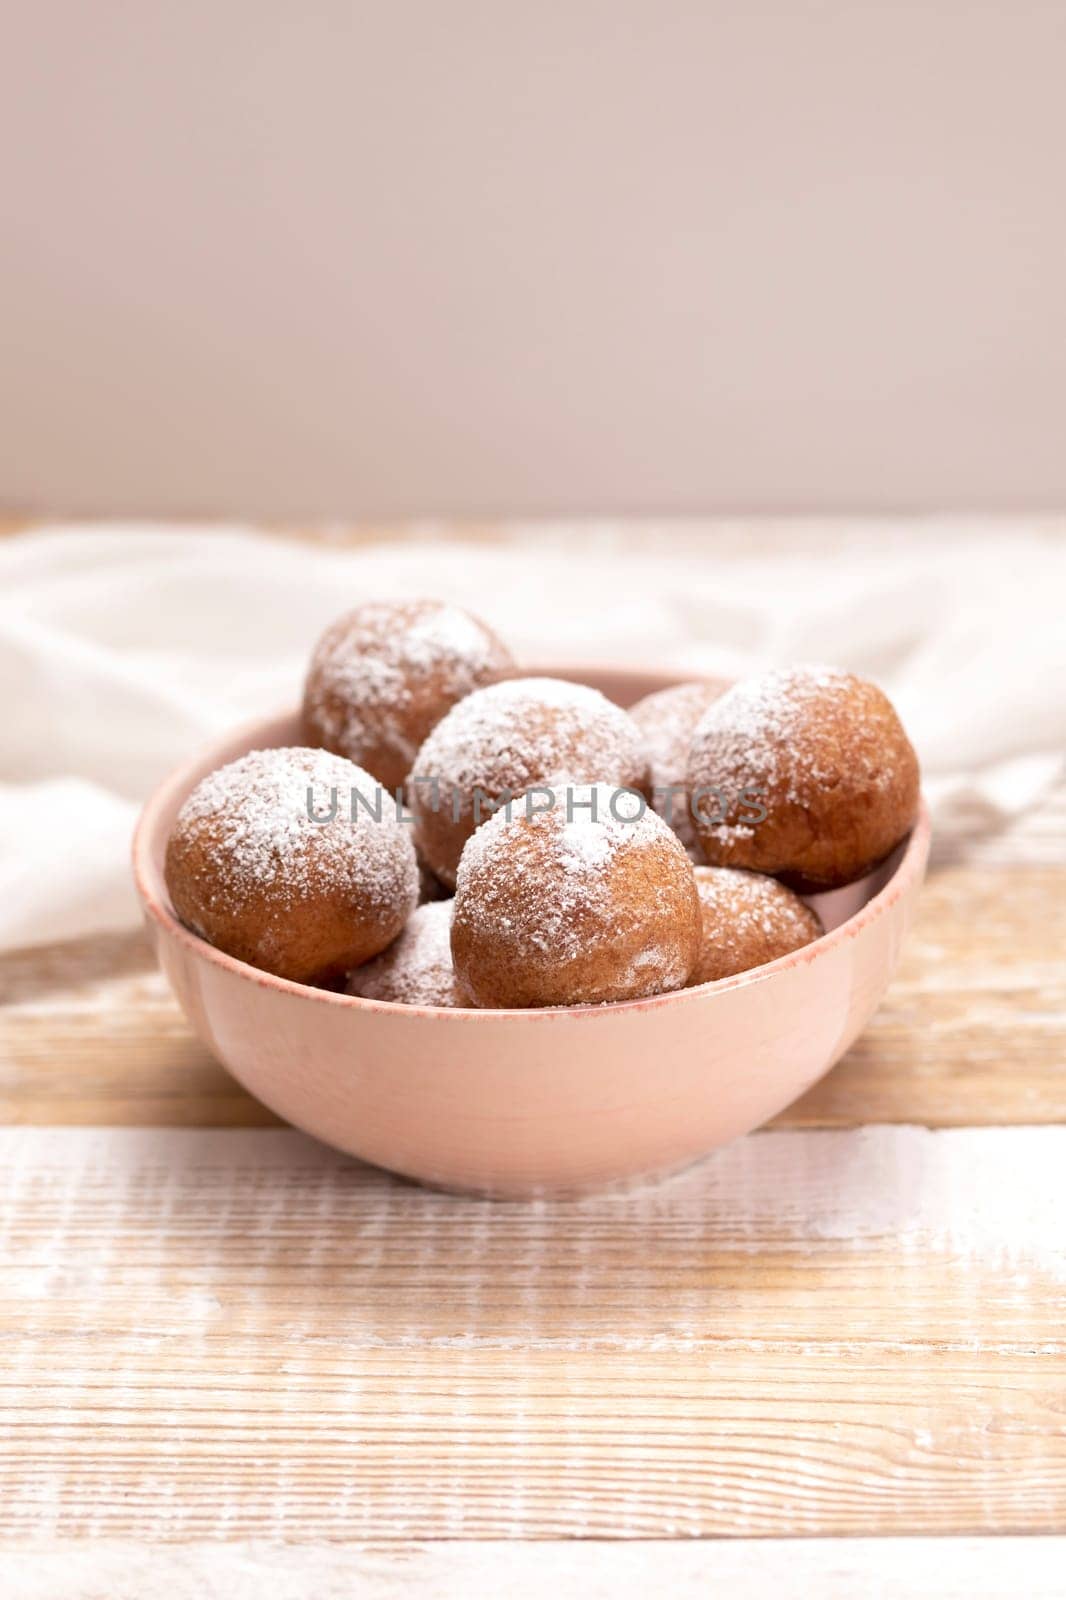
[[133, 666, 931, 1197]]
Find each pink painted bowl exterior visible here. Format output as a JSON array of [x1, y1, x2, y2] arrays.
[[132, 665, 931, 1196]]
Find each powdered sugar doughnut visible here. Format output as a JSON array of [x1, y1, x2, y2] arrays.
[[347, 900, 467, 1007], [411, 677, 649, 889], [629, 679, 730, 856], [687, 666, 920, 891], [165, 746, 418, 983], [302, 599, 513, 789], [451, 783, 700, 1008], [690, 866, 823, 984]]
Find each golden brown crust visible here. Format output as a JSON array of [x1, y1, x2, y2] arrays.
[[411, 678, 650, 890], [165, 747, 418, 984], [687, 667, 920, 892], [451, 784, 700, 1009], [302, 599, 513, 790], [690, 866, 823, 984]]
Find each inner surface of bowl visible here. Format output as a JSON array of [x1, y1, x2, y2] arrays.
[[133, 665, 931, 1194]]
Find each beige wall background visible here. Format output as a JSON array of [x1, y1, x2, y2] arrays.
[[2, 2, 1064, 519]]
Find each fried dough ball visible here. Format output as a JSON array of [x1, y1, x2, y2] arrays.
[[302, 599, 513, 789], [689, 866, 823, 984], [165, 746, 418, 983], [347, 899, 467, 1008], [411, 677, 649, 889], [451, 783, 700, 1009], [687, 666, 920, 891]]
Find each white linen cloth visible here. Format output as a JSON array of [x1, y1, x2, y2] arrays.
[[1, 522, 1063, 952]]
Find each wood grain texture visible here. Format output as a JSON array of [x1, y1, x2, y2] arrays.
[[2, 1125, 1064, 1542], [2, 860, 1063, 1130]]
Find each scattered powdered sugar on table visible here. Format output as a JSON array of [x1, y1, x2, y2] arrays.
[[171, 745, 416, 910], [347, 898, 461, 1006], [414, 677, 648, 803]]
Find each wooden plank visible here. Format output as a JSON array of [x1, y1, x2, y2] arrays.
[[1, 1125, 1063, 1542], [2, 863, 1063, 1130], [786, 861, 1066, 1127], [2, 1538, 1066, 1600]]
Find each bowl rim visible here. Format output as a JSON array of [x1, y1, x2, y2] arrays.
[[132, 682, 931, 1024]]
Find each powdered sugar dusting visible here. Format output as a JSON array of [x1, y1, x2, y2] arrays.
[[414, 677, 648, 802], [347, 899, 463, 1007], [304, 600, 511, 775], [454, 783, 696, 1004], [171, 746, 417, 911], [687, 664, 900, 847], [629, 678, 730, 852], [691, 866, 823, 983], [461, 783, 667, 897], [558, 819, 614, 869]]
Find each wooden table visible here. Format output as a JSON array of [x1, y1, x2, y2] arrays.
[[1, 527, 1064, 1596]]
